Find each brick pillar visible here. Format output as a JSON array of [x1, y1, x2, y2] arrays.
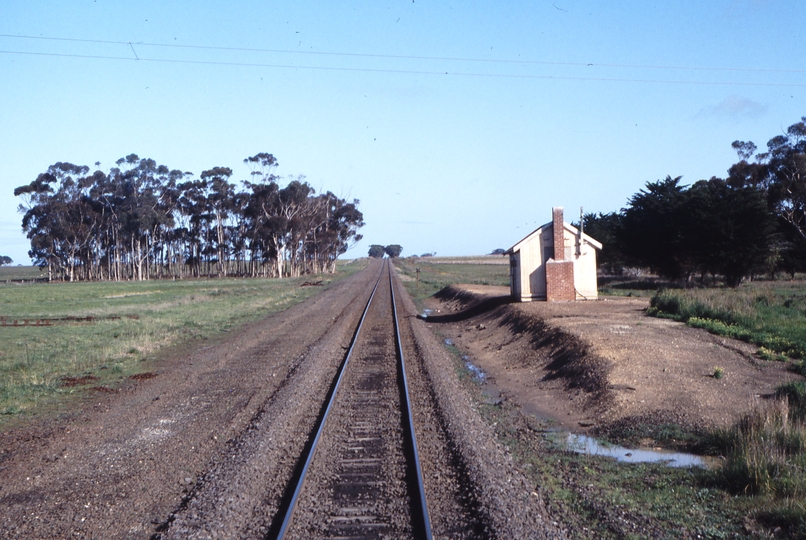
[[546, 206, 575, 301], [552, 207, 565, 261], [546, 259, 575, 301]]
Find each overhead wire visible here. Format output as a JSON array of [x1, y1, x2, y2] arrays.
[[0, 33, 804, 87], [2, 33, 805, 74]]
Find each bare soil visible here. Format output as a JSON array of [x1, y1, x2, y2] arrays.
[[424, 285, 799, 440]]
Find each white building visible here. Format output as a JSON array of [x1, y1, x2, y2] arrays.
[[505, 207, 602, 302]]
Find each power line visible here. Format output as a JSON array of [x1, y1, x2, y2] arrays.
[[2, 32, 805, 76], [1, 49, 804, 88]]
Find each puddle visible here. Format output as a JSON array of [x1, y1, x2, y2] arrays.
[[563, 433, 710, 468], [444, 338, 454, 346], [421, 308, 432, 318], [462, 355, 486, 381]]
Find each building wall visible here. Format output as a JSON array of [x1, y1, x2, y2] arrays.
[[509, 251, 521, 298], [572, 240, 599, 299], [509, 221, 599, 301], [513, 227, 548, 301]]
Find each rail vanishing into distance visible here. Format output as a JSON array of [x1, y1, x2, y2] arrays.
[[271, 259, 433, 539]]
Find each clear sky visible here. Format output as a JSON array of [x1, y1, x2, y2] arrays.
[[1, 0, 804, 263]]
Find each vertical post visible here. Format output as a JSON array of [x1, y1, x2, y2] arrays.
[[578, 206, 584, 257], [416, 267, 420, 289]]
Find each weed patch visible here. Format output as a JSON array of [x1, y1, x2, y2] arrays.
[[702, 382, 806, 534], [649, 285, 806, 360]]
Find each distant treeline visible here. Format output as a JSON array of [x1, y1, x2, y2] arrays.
[[14, 153, 364, 281], [583, 116, 806, 286]]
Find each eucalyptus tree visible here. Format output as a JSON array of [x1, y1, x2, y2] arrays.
[[278, 177, 315, 277], [15, 162, 93, 281], [108, 155, 166, 280], [302, 192, 364, 273], [729, 117, 806, 241], [15, 151, 364, 280], [200, 167, 235, 277], [384, 245, 403, 258], [177, 178, 208, 277]]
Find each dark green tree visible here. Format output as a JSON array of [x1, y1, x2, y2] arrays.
[[686, 178, 776, 286], [0, 256, 12, 266], [384, 244, 403, 258], [617, 176, 775, 286], [368, 245, 385, 258], [577, 212, 625, 274], [617, 176, 694, 281]]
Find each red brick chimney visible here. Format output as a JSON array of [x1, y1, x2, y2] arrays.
[[552, 207, 565, 261], [546, 206, 575, 301]]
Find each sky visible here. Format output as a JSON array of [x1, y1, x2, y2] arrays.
[[1, 0, 804, 263]]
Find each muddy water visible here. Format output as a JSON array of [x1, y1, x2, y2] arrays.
[[561, 433, 714, 468], [458, 348, 712, 469]]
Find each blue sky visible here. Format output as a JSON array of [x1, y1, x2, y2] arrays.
[[1, 0, 804, 263]]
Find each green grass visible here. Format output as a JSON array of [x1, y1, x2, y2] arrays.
[[648, 282, 806, 360], [700, 382, 806, 537], [598, 276, 677, 298], [0, 265, 46, 281], [0, 260, 366, 425], [393, 256, 510, 304]]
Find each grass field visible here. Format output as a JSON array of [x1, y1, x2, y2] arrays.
[[649, 281, 806, 361], [0, 260, 366, 425], [0, 265, 47, 281], [393, 256, 509, 304]]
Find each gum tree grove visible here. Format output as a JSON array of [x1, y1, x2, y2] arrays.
[[14, 153, 364, 281]]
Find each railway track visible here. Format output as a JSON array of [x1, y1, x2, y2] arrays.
[[155, 258, 548, 539], [271, 259, 431, 539]]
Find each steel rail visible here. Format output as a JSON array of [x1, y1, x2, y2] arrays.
[[273, 259, 433, 539], [274, 261, 385, 539], [389, 263, 434, 540]]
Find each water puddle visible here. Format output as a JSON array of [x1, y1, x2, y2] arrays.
[[462, 355, 486, 381], [444, 338, 454, 346], [564, 433, 710, 468], [421, 308, 432, 318]]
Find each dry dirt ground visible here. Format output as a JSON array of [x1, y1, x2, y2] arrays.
[[423, 284, 798, 438]]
